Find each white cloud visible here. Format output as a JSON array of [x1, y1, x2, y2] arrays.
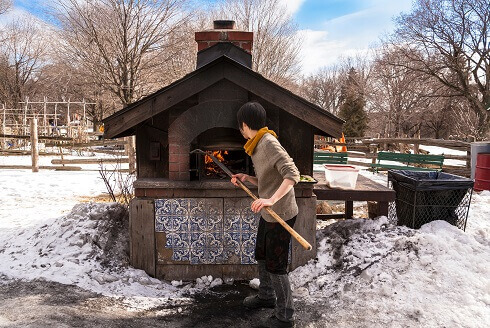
[[0, 6, 35, 26], [299, 29, 358, 75], [298, 0, 413, 75], [280, 0, 306, 15]]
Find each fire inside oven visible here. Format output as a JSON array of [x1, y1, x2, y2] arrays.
[[190, 128, 253, 181], [190, 149, 253, 180]]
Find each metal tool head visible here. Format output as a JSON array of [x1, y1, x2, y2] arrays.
[[189, 148, 234, 178], [189, 149, 207, 155]]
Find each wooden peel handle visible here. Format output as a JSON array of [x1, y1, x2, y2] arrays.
[[236, 179, 313, 251]]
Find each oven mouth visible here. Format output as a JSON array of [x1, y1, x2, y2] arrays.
[[190, 127, 252, 181], [190, 147, 252, 181]]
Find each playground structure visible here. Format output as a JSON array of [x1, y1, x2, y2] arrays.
[[0, 98, 136, 173], [0, 98, 97, 142]]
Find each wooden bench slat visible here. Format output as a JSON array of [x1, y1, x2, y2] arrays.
[[313, 151, 348, 164], [373, 151, 444, 172]]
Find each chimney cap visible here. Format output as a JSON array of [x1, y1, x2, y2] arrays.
[[213, 20, 236, 30]]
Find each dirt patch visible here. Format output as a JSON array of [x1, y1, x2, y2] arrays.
[[0, 278, 325, 328]]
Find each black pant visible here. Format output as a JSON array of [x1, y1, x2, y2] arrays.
[[254, 216, 296, 275]]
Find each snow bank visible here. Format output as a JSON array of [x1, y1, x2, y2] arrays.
[[0, 202, 187, 309], [291, 217, 490, 327]]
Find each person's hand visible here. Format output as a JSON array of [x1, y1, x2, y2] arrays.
[[251, 198, 275, 213], [231, 173, 248, 186]]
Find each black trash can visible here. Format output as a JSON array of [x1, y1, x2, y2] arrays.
[[388, 170, 474, 230]]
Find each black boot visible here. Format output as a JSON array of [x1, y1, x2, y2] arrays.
[[258, 315, 295, 328], [243, 294, 276, 309]]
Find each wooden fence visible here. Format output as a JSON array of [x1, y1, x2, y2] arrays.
[[0, 119, 133, 172], [314, 137, 472, 177], [2, 129, 473, 177]]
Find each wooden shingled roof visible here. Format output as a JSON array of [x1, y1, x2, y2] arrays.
[[103, 55, 344, 139]]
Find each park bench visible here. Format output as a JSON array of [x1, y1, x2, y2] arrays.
[[370, 151, 444, 172], [313, 151, 348, 165]]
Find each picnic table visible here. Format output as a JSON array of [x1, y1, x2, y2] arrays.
[[313, 172, 395, 219]]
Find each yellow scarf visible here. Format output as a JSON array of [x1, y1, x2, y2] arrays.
[[244, 127, 278, 156]]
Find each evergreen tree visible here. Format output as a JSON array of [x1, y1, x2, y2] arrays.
[[338, 68, 368, 137]]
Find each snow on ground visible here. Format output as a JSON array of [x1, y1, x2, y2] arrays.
[[0, 201, 192, 311], [291, 169, 490, 327], [419, 145, 467, 156], [0, 151, 127, 229], [420, 145, 467, 166], [0, 159, 220, 311], [1, 153, 489, 326], [0, 169, 105, 229], [290, 214, 490, 327]]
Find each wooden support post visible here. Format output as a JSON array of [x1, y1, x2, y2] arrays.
[[127, 136, 136, 173], [414, 131, 420, 154], [345, 201, 354, 219], [54, 103, 58, 134], [67, 99, 71, 138], [399, 134, 407, 153], [77, 124, 82, 143], [466, 136, 474, 168], [82, 99, 86, 130], [23, 97, 28, 136], [30, 118, 39, 172], [1, 104, 4, 150], [43, 97, 48, 135], [370, 144, 378, 165]]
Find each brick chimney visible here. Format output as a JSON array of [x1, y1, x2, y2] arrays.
[[195, 20, 254, 54]]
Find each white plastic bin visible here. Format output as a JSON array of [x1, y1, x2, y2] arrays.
[[324, 164, 359, 189]]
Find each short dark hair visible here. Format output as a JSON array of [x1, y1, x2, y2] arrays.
[[237, 102, 266, 130]]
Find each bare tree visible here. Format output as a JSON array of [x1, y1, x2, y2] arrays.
[[54, 0, 193, 106], [0, 0, 11, 15], [37, 60, 120, 129], [369, 46, 433, 138], [299, 54, 371, 116], [300, 66, 342, 115], [0, 18, 50, 107], [422, 96, 459, 139], [217, 0, 301, 86], [391, 0, 490, 138]]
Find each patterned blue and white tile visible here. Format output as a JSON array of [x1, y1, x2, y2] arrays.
[[155, 198, 260, 265], [155, 199, 190, 232], [241, 232, 257, 264]]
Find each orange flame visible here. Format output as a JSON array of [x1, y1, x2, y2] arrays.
[[204, 151, 228, 175]]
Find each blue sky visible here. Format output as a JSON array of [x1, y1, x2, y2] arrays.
[[5, 0, 414, 75]]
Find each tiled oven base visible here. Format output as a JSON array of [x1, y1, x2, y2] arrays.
[[155, 198, 260, 265], [129, 192, 317, 281]]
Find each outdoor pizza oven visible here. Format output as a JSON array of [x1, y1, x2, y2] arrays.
[[102, 20, 344, 281]]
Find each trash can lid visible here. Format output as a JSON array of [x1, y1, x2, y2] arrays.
[[388, 170, 474, 191]]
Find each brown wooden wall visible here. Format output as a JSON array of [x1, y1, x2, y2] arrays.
[[290, 196, 317, 269], [279, 110, 314, 176], [129, 198, 156, 277], [136, 112, 169, 179]]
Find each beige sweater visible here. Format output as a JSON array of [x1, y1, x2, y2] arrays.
[[251, 133, 300, 222]]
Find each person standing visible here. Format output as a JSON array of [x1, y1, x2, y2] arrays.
[[231, 102, 299, 328]]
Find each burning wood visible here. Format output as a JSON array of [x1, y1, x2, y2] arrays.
[[204, 150, 229, 177]]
